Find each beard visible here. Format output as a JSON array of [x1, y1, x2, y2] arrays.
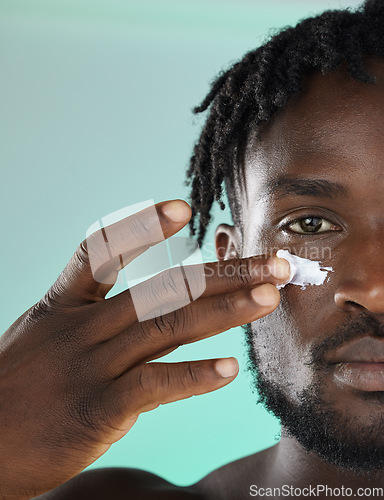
[[243, 316, 384, 474]]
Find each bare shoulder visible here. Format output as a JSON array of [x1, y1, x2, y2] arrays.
[[191, 445, 277, 500], [34, 447, 275, 500], [33, 468, 206, 500]]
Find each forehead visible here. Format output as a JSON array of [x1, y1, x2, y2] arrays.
[[242, 56, 384, 196]]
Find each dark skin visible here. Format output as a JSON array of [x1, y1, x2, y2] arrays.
[[3, 55, 384, 499], [0, 200, 289, 500], [203, 55, 384, 496], [195, 55, 384, 498]]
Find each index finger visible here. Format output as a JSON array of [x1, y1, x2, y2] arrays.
[[201, 255, 291, 296], [101, 254, 291, 327]]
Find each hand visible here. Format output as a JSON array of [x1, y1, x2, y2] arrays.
[[0, 200, 290, 499]]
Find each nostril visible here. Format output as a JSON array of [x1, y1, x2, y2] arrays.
[[335, 291, 364, 312], [345, 300, 365, 312], [335, 284, 384, 315]]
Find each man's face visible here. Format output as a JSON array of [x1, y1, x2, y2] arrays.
[[229, 56, 384, 471]]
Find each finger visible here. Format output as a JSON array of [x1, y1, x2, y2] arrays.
[[96, 255, 290, 330], [47, 200, 191, 305], [95, 283, 279, 378], [102, 357, 239, 430]]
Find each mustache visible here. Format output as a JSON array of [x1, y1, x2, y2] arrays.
[[310, 313, 384, 367]]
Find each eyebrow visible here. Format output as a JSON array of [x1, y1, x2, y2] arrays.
[[265, 175, 350, 199]]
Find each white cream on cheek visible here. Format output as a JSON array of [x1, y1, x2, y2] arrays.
[[275, 249, 333, 290]]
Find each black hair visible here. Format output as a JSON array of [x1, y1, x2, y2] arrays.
[[186, 0, 384, 246]]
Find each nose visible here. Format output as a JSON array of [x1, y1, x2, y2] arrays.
[[334, 237, 384, 314]]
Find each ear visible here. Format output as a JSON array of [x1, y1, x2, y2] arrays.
[[215, 224, 239, 260]]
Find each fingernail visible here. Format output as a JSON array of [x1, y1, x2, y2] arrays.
[[162, 200, 191, 223], [251, 284, 278, 306], [215, 358, 239, 378], [267, 256, 291, 281]]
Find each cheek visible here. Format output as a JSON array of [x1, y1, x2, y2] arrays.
[[242, 215, 337, 399], [251, 288, 322, 402], [282, 285, 329, 338], [241, 201, 272, 258]]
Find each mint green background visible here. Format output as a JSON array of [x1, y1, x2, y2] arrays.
[[0, 0, 362, 486]]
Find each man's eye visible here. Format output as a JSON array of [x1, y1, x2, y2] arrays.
[[288, 216, 337, 234]]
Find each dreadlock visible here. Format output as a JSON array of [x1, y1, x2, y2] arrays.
[[186, 0, 384, 246]]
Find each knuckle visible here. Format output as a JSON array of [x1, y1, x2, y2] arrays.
[[76, 240, 91, 267], [215, 293, 237, 317], [151, 268, 188, 304], [158, 365, 172, 391], [152, 310, 178, 338], [69, 240, 94, 279], [190, 264, 206, 297], [235, 258, 254, 287], [135, 365, 163, 399], [135, 268, 191, 324], [186, 362, 201, 386], [129, 214, 152, 244], [133, 319, 151, 344], [84, 231, 111, 278], [24, 298, 54, 325], [137, 366, 146, 393], [148, 270, 173, 304], [160, 268, 179, 296]]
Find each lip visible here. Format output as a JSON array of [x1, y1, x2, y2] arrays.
[[333, 362, 384, 391], [326, 336, 384, 364], [327, 337, 384, 392]]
